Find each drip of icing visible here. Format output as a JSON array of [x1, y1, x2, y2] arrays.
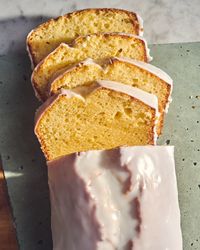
[[115, 57, 172, 85], [98, 80, 158, 111], [26, 29, 36, 69], [136, 13, 144, 36], [140, 36, 153, 62], [26, 43, 35, 70]]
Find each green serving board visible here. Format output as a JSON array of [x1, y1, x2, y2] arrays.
[[0, 42, 200, 250]]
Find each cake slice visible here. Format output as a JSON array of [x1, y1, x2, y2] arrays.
[[31, 33, 150, 101], [26, 8, 143, 66], [48, 146, 182, 250], [35, 80, 159, 161], [49, 57, 173, 135]]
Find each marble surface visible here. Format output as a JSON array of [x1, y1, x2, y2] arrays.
[[0, 0, 200, 56]]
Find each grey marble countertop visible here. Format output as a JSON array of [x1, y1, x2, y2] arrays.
[[0, 0, 200, 57]]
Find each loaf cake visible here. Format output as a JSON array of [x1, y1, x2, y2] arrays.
[[35, 80, 159, 161], [27, 8, 182, 250], [26, 8, 143, 66], [49, 57, 173, 135], [31, 33, 151, 101], [48, 146, 182, 250]]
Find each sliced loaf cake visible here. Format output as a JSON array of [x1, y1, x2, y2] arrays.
[[31, 33, 150, 101], [27, 8, 143, 66], [35, 80, 159, 161], [48, 57, 172, 134]]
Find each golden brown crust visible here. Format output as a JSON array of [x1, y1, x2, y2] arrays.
[[157, 83, 171, 135], [27, 8, 140, 66]]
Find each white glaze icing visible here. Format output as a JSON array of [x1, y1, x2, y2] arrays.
[[34, 93, 60, 126], [60, 88, 85, 100], [98, 80, 158, 111], [26, 43, 35, 70], [48, 146, 182, 250], [115, 57, 172, 85], [26, 29, 36, 69], [48, 154, 102, 250], [76, 150, 137, 249], [120, 146, 182, 250], [136, 13, 144, 36]]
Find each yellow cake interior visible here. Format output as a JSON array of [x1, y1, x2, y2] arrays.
[[35, 87, 156, 161], [49, 59, 170, 134], [32, 33, 146, 101], [27, 9, 140, 65]]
